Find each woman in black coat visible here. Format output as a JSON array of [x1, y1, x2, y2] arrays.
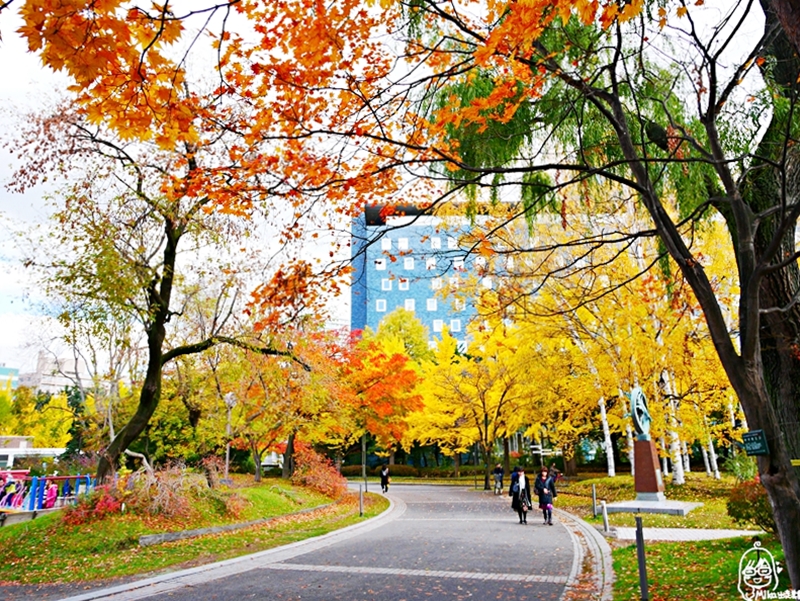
[[509, 467, 532, 524], [533, 466, 557, 525]]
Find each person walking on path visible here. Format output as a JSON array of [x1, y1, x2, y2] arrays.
[[509, 466, 532, 524], [380, 465, 390, 493], [534, 466, 557, 525], [492, 463, 504, 495]]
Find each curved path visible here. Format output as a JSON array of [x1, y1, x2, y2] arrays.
[[51, 484, 607, 601]]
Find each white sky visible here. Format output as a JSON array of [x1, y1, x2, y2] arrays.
[[0, 9, 69, 372]]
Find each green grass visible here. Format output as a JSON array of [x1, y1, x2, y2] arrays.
[[0, 479, 389, 585], [557, 472, 749, 529], [612, 535, 790, 600]]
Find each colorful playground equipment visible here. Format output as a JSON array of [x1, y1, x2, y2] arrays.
[[0, 471, 94, 514]]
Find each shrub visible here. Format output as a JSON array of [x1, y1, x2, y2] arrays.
[[723, 453, 758, 481], [373, 464, 419, 477], [292, 443, 347, 498], [63, 486, 123, 526], [340, 465, 365, 477], [726, 477, 777, 534]]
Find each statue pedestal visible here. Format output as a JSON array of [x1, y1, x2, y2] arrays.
[[634, 439, 665, 502]]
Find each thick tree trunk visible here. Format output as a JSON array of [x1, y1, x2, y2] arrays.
[[96, 323, 164, 482], [250, 439, 262, 483], [282, 431, 296, 479]]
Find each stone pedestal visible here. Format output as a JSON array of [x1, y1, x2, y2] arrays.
[[634, 439, 665, 502]]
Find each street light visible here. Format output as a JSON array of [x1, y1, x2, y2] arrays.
[[224, 392, 237, 481]]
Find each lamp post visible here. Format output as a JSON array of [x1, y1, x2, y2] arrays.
[[224, 392, 237, 481]]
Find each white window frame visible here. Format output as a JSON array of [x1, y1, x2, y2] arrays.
[[399, 278, 410, 291], [404, 298, 415, 312], [375, 258, 386, 271], [433, 319, 444, 333], [447, 237, 458, 249], [381, 278, 392, 291], [426, 298, 437, 311], [376, 299, 387, 312], [431, 237, 441, 249], [426, 257, 436, 270], [398, 238, 409, 250], [381, 238, 392, 250], [454, 258, 465, 271], [450, 319, 462, 332], [404, 257, 415, 270], [431, 278, 443, 290], [482, 276, 493, 289]]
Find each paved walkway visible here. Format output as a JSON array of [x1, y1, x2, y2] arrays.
[[612, 527, 763, 541], [25, 484, 612, 601]]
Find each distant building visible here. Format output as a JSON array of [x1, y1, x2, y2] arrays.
[[0, 436, 65, 468], [352, 205, 491, 350], [0, 365, 19, 391], [18, 351, 88, 394]]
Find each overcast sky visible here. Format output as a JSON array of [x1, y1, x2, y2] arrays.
[[0, 9, 69, 372]]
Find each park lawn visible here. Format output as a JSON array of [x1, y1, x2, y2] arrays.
[[0, 480, 389, 585], [558, 472, 749, 529], [612, 534, 790, 600]]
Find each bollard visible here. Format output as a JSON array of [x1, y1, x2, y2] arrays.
[[601, 500, 609, 533], [635, 516, 649, 601], [359, 484, 364, 517], [592, 484, 597, 518]]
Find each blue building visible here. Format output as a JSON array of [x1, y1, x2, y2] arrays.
[[352, 205, 494, 350], [0, 365, 19, 391]]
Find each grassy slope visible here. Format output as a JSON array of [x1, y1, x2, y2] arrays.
[[0, 478, 389, 584]]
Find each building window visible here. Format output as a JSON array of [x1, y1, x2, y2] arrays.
[[376, 299, 387, 312], [381, 278, 392, 291], [455, 299, 466, 311], [482, 277, 493, 289], [454, 258, 465, 271], [431, 237, 441, 249], [506, 256, 515, 270], [448, 237, 458, 249], [427, 298, 437, 311], [431, 278, 443, 290], [450, 319, 462, 332], [475, 256, 487, 269], [404, 298, 415, 312], [404, 257, 415, 270], [398, 238, 409, 250], [433, 319, 444, 332], [449, 276, 459, 289], [426, 257, 436, 270], [381, 238, 392, 250], [399, 278, 410, 291], [375, 258, 386, 271]]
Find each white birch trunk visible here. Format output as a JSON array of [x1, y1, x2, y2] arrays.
[[660, 436, 670, 476], [620, 392, 635, 476], [599, 397, 616, 477], [708, 435, 721, 480], [682, 440, 691, 473], [701, 445, 711, 477], [728, 402, 737, 456]]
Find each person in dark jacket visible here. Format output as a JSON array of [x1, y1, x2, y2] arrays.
[[509, 466, 532, 524], [534, 466, 557, 525], [492, 463, 504, 495], [380, 465, 390, 493]]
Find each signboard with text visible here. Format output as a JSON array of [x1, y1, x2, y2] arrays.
[[742, 430, 769, 456]]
